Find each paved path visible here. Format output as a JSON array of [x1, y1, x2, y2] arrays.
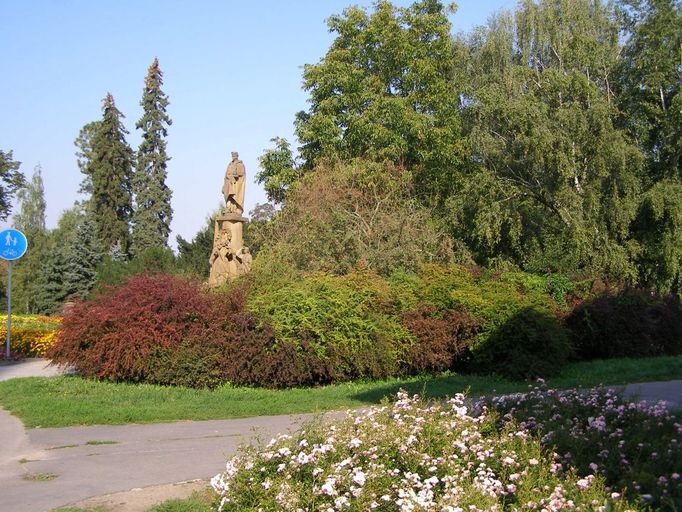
[[0, 359, 680, 511]]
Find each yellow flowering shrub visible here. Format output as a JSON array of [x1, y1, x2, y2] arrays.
[[0, 315, 61, 357]]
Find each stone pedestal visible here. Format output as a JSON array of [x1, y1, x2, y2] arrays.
[[208, 212, 251, 287]]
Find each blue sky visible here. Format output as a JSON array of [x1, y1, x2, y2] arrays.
[[1, 0, 514, 248]]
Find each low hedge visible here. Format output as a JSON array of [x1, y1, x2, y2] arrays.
[[390, 265, 571, 379], [247, 270, 414, 382], [45, 267, 682, 389]]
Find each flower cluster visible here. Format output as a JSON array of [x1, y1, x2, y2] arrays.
[[212, 392, 640, 511], [481, 383, 682, 511], [0, 314, 61, 358]]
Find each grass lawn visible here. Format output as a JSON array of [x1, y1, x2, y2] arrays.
[[1, 355, 681, 428], [146, 488, 215, 512]]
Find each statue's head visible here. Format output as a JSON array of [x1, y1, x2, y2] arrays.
[[231, 151, 239, 160]]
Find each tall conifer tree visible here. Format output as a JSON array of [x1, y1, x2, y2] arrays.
[[132, 58, 173, 255], [88, 93, 134, 255]]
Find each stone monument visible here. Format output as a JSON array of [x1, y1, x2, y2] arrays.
[[208, 152, 251, 286]]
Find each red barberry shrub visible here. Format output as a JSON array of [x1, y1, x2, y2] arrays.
[[49, 273, 334, 389], [401, 304, 479, 374], [48, 273, 213, 382]]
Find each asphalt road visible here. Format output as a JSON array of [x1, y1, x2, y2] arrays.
[[0, 359, 680, 512]]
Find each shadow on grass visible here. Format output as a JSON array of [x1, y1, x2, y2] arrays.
[[348, 372, 525, 405]]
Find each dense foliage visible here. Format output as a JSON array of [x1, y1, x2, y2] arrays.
[[8, 0, 681, 316], [248, 270, 414, 382], [251, 161, 458, 277], [49, 274, 331, 389], [566, 289, 682, 359], [48, 274, 212, 381], [11, 165, 48, 313], [258, 0, 682, 296]]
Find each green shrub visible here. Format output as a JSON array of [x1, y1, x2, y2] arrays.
[[248, 269, 414, 381], [566, 289, 682, 360], [147, 340, 225, 389], [251, 160, 457, 277], [471, 307, 573, 379], [95, 247, 177, 291], [397, 265, 570, 378]]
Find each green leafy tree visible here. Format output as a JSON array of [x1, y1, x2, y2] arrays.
[[0, 150, 25, 221], [256, 137, 300, 204], [132, 58, 173, 255], [11, 165, 47, 313], [13, 164, 46, 233], [618, 0, 682, 182], [34, 245, 68, 315], [452, 0, 642, 279], [74, 121, 101, 197], [292, 0, 464, 201], [255, 160, 457, 277], [244, 202, 277, 257], [86, 93, 134, 256], [95, 247, 176, 290], [632, 180, 682, 295], [176, 213, 216, 279]]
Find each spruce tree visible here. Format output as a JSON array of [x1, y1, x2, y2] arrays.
[[33, 205, 83, 314], [132, 58, 173, 256], [34, 245, 68, 315], [88, 93, 134, 256], [63, 215, 102, 299]]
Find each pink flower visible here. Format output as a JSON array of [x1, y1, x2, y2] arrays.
[[576, 478, 591, 490]]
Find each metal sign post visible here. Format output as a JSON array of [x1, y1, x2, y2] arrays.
[[0, 229, 28, 359], [5, 262, 11, 359]]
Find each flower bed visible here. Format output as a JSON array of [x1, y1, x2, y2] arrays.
[[212, 392, 640, 511], [480, 383, 682, 511], [0, 315, 61, 358]]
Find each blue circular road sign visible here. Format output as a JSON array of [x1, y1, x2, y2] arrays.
[[0, 229, 28, 261]]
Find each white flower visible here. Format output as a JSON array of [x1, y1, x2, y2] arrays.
[[352, 470, 367, 486], [320, 477, 337, 496]]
